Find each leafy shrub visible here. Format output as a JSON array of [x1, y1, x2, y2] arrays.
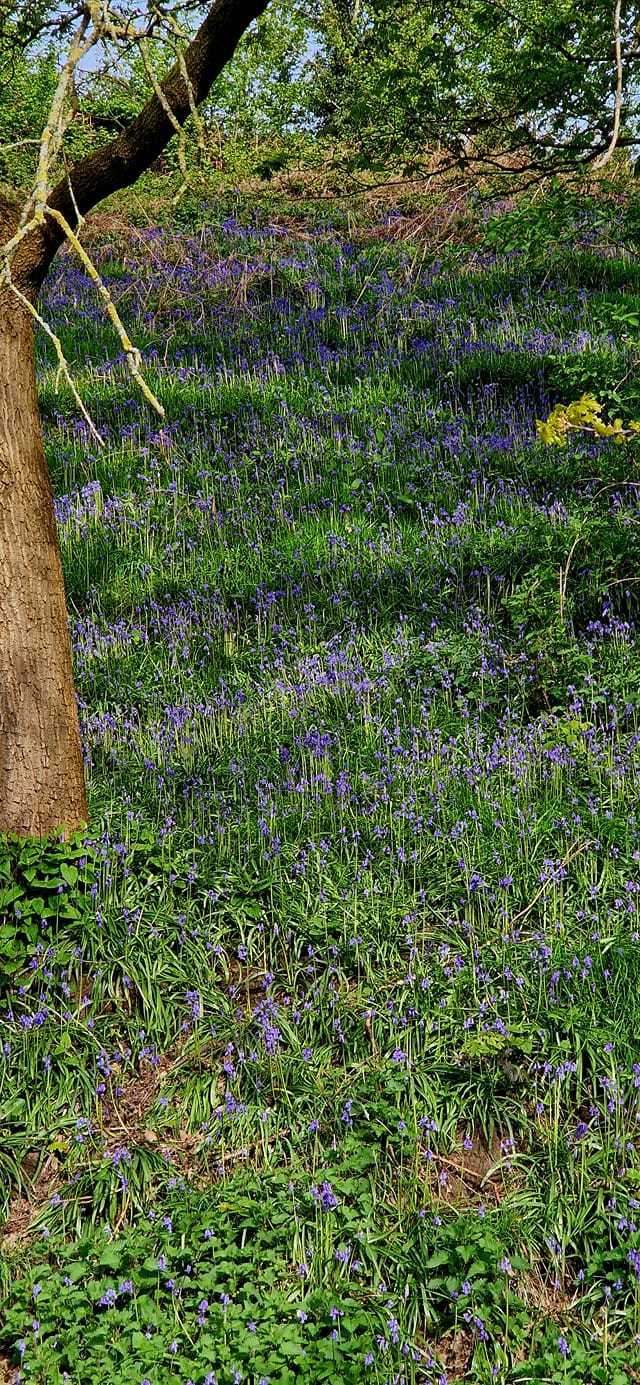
[[0, 833, 97, 990], [483, 188, 605, 258]]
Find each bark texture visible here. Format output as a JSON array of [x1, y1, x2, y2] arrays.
[[0, 288, 87, 835]]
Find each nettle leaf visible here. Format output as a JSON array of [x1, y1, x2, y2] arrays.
[[422, 1251, 451, 1270], [60, 902, 82, 920], [98, 1246, 123, 1270], [130, 1329, 153, 1351], [461, 1032, 510, 1057], [0, 885, 24, 910]]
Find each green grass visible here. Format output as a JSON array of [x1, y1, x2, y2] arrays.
[[3, 188, 640, 1382]]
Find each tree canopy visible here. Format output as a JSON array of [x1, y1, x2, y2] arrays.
[[3, 1, 640, 198], [309, 0, 640, 175]]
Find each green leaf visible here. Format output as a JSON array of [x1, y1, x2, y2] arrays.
[[98, 1245, 122, 1270], [422, 1251, 451, 1269], [0, 886, 24, 909]]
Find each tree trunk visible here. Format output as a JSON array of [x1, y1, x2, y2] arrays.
[[0, 291, 87, 836]]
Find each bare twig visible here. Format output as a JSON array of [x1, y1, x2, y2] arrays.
[[509, 840, 591, 928], [559, 532, 584, 627], [23, 10, 95, 228], [6, 278, 104, 445], [45, 206, 165, 418]]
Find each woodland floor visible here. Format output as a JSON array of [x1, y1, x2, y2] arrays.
[[2, 182, 640, 1382]]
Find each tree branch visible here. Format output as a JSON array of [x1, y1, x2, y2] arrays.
[[593, 0, 624, 169], [30, 0, 270, 281]]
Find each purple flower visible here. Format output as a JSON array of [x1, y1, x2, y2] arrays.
[[311, 1180, 339, 1211]]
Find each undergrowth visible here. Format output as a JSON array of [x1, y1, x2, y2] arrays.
[[3, 186, 640, 1382]]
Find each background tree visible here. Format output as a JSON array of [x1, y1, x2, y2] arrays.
[[76, 2, 310, 177], [203, 1, 309, 146], [309, 0, 640, 176], [0, 0, 270, 840], [0, 29, 56, 186]]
